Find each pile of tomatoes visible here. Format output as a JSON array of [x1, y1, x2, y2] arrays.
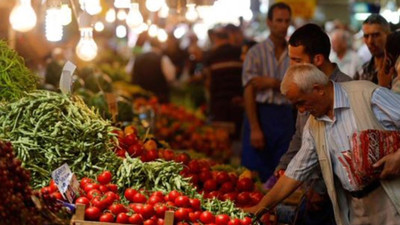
[[74, 171, 254, 225]]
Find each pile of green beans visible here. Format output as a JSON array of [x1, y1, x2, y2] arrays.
[[0, 40, 38, 102], [0, 90, 120, 188]]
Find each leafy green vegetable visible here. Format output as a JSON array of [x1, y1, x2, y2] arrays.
[[0, 40, 38, 102]]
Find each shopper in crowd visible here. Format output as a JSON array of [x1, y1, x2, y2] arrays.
[[246, 63, 400, 225], [163, 35, 187, 80], [225, 23, 245, 47], [330, 28, 363, 78], [131, 38, 176, 103], [354, 14, 390, 86], [376, 31, 400, 92], [203, 27, 243, 139], [274, 23, 352, 225], [241, 2, 294, 182]]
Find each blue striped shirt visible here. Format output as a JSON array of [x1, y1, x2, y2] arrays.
[[285, 82, 400, 191], [242, 38, 290, 105]]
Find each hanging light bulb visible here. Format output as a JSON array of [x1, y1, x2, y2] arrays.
[[76, 27, 98, 61], [158, 2, 169, 18], [185, 4, 198, 22], [117, 9, 127, 21], [146, 0, 163, 12], [9, 0, 37, 32], [94, 21, 104, 32], [45, 6, 63, 42], [114, 0, 130, 9], [126, 3, 143, 28], [60, 4, 72, 25], [148, 24, 158, 37], [116, 25, 127, 38], [157, 28, 168, 42], [106, 8, 116, 23], [80, 0, 102, 15]]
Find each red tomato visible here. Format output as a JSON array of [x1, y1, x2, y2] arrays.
[[148, 195, 164, 205], [228, 218, 242, 225], [99, 213, 114, 222], [109, 203, 128, 215], [116, 148, 127, 158], [241, 217, 252, 225], [207, 191, 221, 199], [188, 160, 200, 173], [249, 191, 264, 205], [124, 188, 138, 202], [154, 203, 167, 218], [80, 177, 93, 188], [91, 196, 107, 210], [84, 183, 100, 193], [219, 181, 235, 193], [236, 192, 251, 205], [130, 203, 144, 213], [189, 198, 201, 211], [143, 219, 156, 225], [49, 180, 58, 193], [133, 192, 147, 203], [98, 184, 109, 193], [174, 208, 189, 221], [128, 144, 144, 157], [147, 149, 159, 161], [97, 171, 112, 185], [86, 189, 101, 200], [123, 133, 138, 146], [176, 222, 189, 225], [222, 192, 238, 201], [188, 211, 201, 222], [199, 170, 212, 183], [174, 153, 190, 165], [156, 218, 164, 225], [129, 213, 144, 224], [215, 171, 230, 184], [215, 214, 230, 225], [236, 178, 254, 192], [140, 204, 155, 219], [106, 183, 118, 193], [167, 190, 181, 202], [174, 196, 190, 208], [116, 212, 130, 224], [50, 192, 63, 200], [162, 149, 175, 161], [85, 206, 101, 221], [103, 191, 117, 206], [151, 191, 164, 199], [199, 211, 215, 224], [203, 179, 218, 192], [40, 186, 52, 195], [75, 196, 90, 208]]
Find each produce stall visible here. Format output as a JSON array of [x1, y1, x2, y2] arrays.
[[0, 41, 282, 225]]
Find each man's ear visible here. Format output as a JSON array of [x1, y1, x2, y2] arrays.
[[312, 54, 325, 67], [312, 83, 325, 95]]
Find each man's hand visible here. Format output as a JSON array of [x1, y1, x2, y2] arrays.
[[373, 150, 400, 179], [250, 128, 265, 150], [243, 204, 264, 214], [249, 77, 280, 91]]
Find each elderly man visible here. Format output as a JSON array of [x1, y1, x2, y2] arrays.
[[355, 14, 390, 87], [246, 64, 400, 225]]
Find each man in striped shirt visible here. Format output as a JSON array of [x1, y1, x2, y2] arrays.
[[241, 2, 294, 182], [246, 64, 400, 225]]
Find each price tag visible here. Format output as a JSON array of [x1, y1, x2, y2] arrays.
[[51, 163, 79, 203], [105, 93, 118, 122], [59, 61, 77, 94]]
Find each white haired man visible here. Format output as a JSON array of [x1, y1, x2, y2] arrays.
[[245, 63, 400, 225]]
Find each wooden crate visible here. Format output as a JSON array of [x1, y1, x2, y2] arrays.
[[70, 204, 174, 225]]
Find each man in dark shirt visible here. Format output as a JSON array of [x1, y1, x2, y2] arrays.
[[354, 14, 390, 87]]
